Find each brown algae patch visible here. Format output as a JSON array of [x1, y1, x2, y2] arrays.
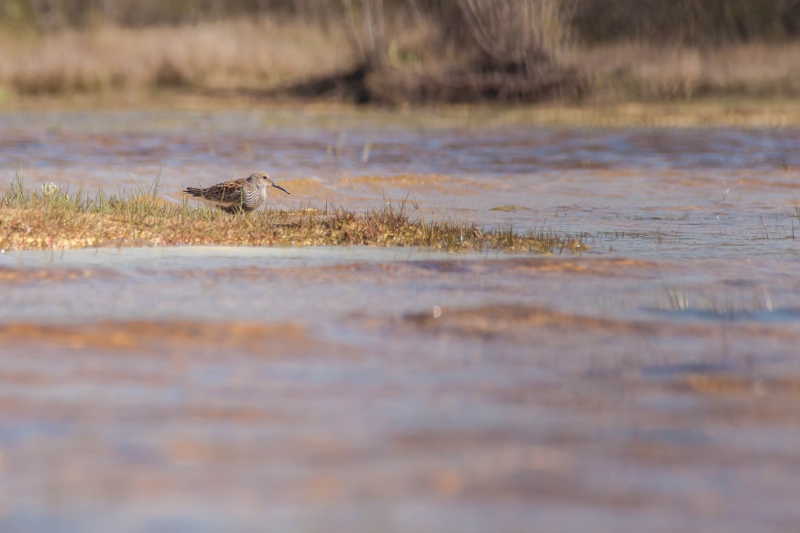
[[358, 257, 661, 281], [341, 174, 497, 193], [155, 257, 654, 289], [401, 304, 800, 343], [0, 182, 583, 253], [490, 205, 529, 212], [0, 267, 120, 284], [676, 375, 800, 397], [474, 257, 659, 277], [403, 304, 680, 339], [0, 321, 321, 356]]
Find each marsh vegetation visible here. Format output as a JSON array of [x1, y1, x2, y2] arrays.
[[0, 177, 582, 252], [1, 0, 799, 105]]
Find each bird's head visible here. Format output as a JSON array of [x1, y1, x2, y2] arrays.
[[249, 171, 290, 195]]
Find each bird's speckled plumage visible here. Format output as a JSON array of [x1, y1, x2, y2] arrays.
[[184, 171, 290, 213]]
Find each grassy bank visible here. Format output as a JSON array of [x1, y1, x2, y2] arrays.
[[0, 180, 582, 253]]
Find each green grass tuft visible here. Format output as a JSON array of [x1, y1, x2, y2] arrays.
[[0, 174, 585, 253]]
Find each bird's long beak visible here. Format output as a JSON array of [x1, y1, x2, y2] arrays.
[[272, 183, 290, 195]]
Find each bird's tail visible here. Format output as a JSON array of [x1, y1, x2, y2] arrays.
[[184, 187, 203, 198]]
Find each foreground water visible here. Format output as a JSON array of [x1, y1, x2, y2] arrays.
[[0, 110, 799, 532]]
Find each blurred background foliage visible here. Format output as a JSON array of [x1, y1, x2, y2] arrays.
[[572, 0, 800, 44], [1, 0, 799, 103], [1, 0, 798, 43]]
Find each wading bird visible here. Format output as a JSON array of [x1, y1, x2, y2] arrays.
[[184, 171, 290, 213]]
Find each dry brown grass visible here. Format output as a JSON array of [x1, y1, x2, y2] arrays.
[[0, 17, 352, 95], [2, 15, 800, 104], [0, 178, 582, 253], [570, 41, 800, 101]]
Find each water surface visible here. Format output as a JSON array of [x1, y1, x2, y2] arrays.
[[0, 110, 799, 532]]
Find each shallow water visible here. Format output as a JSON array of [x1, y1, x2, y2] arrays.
[[0, 110, 799, 532]]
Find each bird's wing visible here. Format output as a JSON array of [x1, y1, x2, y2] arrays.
[[198, 179, 246, 204]]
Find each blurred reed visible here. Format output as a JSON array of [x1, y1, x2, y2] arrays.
[[0, 17, 352, 94], [1, 0, 799, 103], [572, 0, 800, 45], [569, 41, 800, 101], [4, 0, 798, 42]]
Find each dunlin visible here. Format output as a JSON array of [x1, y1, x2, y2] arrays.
[[184, 171, 290, 213]]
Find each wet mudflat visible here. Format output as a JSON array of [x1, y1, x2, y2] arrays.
[[0, 110, 799, 532]]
